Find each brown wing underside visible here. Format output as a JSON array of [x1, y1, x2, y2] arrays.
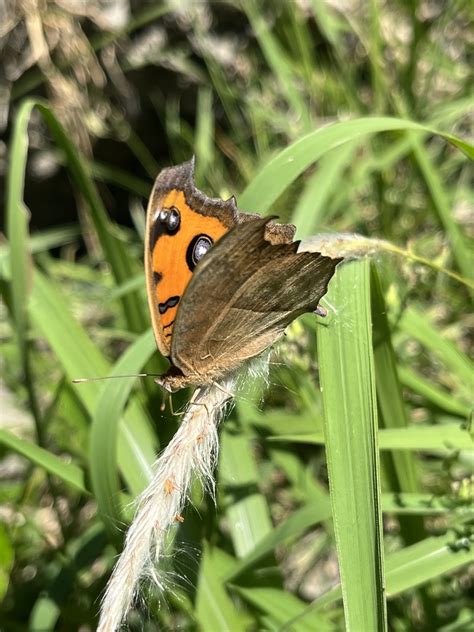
[[171, 216, 342, 380]]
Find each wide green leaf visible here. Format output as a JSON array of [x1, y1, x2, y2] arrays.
[[318, 259, 387, 631]]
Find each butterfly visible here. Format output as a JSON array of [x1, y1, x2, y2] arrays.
[[144, 158, 342, 392]]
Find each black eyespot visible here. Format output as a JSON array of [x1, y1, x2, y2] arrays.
[[186, 234, 213, 271], [167, 208, 180, 231], [158, 207, 180, 234]]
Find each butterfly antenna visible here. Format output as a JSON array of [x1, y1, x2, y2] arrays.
[[72, 373, 162, 384]]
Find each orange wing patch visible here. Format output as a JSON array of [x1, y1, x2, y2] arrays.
[[145, 189, 229, 357]]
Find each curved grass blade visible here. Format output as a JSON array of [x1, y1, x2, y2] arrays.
[[242, 0, 311, 132], [240, 117, 472, 213], [378, 423, 472, 452], [4, 96, 45, 447], [386, 528, 474, 597], [27, 226, 80, 254], [232, 586, 333, 631], [89, 329, 158, 538], [292, 141, 360, 237], [88, 160, 151, 196], [381, 493, 473, 517], [283, 527, 474, 626], [5, 99, 32, 356], [398, 366, 470, 419], [408, 133, 471, 277], [266, 422, 472, 452]]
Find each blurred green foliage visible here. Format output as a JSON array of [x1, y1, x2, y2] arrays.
[[0, 1, 472, 630]]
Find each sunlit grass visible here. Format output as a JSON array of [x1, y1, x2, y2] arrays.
[[1, 2, 472, 630]]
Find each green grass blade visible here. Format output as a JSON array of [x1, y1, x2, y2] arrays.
[[90, 329, 157, 537], [399, 307, 473, 396], [107, 274, 145, 302], [29, 597, 60, 632], [381, 493, 473, 517], [310, 0, 346, 49], [0, 225, 80, 273], [5, 99, 33, 355], [195, 87, 215, 184], [29, 270, 156, 495], [0, 525, 14, 601], [4, 98, 47, 448], [386, 529, 474, 596], [409, 133, 471, 277], [89, 160, 151, 196], [378, 424, 472, 452], [196, 544, 246, 632], [398, 366, 470, 418], [242, 0, 311, 132], [292, 142, 360, 236], [219, 428, 273, 558], [240, 117, 472, 212], [0, 428, 86, 493], [439, 611, 474, 631], [318, 259, 387, 631], [371, 267, 425, 545], [233, 586, 331, 631], [284, 528, 474, 624], [11, 99, 148, 333], [225, 498, 331, 582], [266, 422, 472, 452]]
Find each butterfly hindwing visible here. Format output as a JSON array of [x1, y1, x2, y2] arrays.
[[170, 217, 342, 382]]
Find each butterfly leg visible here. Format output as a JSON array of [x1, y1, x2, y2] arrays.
[[210, 381, 235, 399], [167, 394, 185, 416]]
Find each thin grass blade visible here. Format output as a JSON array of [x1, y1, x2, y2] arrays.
[[29, 270, 156, 495], [0, 428, 87, 493], [89, 329, 158, 538]]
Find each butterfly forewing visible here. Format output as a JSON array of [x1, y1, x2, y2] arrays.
[[144, 159, 239, 358]]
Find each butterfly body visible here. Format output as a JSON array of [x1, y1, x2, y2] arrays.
[[145, 159, 342, 391]]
